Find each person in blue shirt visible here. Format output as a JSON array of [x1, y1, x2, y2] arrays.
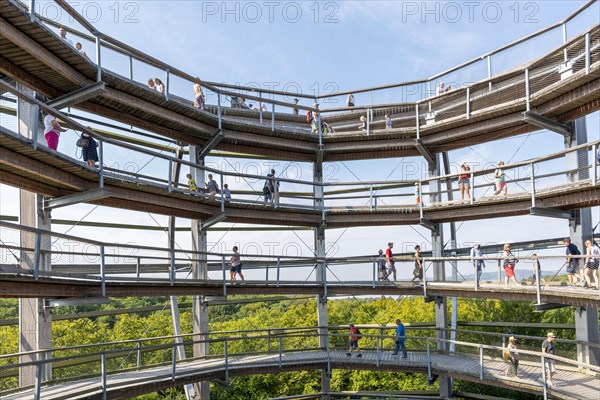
[[470, 243, 485, 284], [392, 319, 408, 358]]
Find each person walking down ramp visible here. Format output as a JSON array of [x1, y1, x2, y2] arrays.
[[392, 319, 407, 359], [347, 323, 362, 358]]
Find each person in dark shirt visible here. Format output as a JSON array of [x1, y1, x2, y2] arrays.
[[542, 332, 556, 387], [565, 238, 581, 288]]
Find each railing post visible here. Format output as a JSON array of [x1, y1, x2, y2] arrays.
[[585, 32, 591, 75], [479, 346, 484, 380], [562, 23, 568, 62], [541, 355, 548, 400], [592, 144, 597, 185], [525, 68, 530, 112], [366, 108, 370, 135], [128, 56, 133, 80], [536, 256, 542, 306], [259, 92, 263, 124], [224, 338, 229, 383], [164, 68, 170, 101], [278, 336, 283, 368], [34, 362, 42, 400], [530, 162, 536, 208], [171, 345, 176, 381], [167, 160, 173, 192], [487, 55, 492, 91], [100, 245, 106, 297], [101, 354, 107, 400], [271, 103, 275, 131], [136, 257, 140, 279], [369, 186, 373, 211], [267, 329, 271, 352], [423, 260, 428, 298], [317, 112, 323, 145], [466, 87, 470, 119], [415, 102, 420, 140], [29, 0, 36, 21], [33, 231, 41, 280], [265, 261, 269, 282], [95, 34, 102, 82], [217, 92, 222, 131], [426, 339, 432, 380], [372, 260, 376, 288], [470, 170, 475, 205], [474, 259, 479, 291], [497, 259, 501, 282], [220, 175, 225, 212], [32, 104, 39, 150], [276, 257, 281, 287], [274, 177, 279, 208], [419, 181, 424, 219], [221, 255, 227, 295], [98, 139, 104, 188], [136, 340, 142, 367], [169, 247, 175, 285]]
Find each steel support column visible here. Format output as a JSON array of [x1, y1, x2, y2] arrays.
[[314, 157, 330, 400], [429, 154, 452, 399], [190, 145, 210, 399], [442, 153, 458, 356], [17, 83, 52, 387], [574, 306, 600, 366]]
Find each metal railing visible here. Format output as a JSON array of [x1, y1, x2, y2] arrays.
[[1, 327, 598, 399]]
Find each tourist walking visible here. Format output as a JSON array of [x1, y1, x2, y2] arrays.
[[223, 184, 232, 202], [347, 323, 362, 357], [377, 249, 388, 281], [292, 98, 299, 115], [470, 243, 485, 283], [347, 93, 355, 108], [502, 243, 518, 286], [79, 132, 98, 167], [414, 182, 421, 205], [583, 240, 599, 289], [385, 114, 393, 129], [564, 238, 582, 288], [385, 242, 396, 281], [392, 319, 407, 358], [309, 103, 320, 133], [186, 173, 198, 192], [206, 174, 219, 199], [43, 112, 67, 151], [459, 163, 471, 201], [193, 83, 205, 110], [505, 336, 519, 377], [494, 162, 508, 195], [542, 332, 557, 387], [412, 245, 423, 283], [229, 246, 244, 282]]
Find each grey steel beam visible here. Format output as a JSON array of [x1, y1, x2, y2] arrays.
[[522, 111, 572, 137], [46, 82, 106, 110], [47, 297, 109, 307], [535, 303, 570, 312], [43, 189, 108, 210], [200, 212, 226, 230], [415, 139, 435, 167], [197, 130, 224, 159], [419, 218, 439, 234], [530, 207, 574, 220]]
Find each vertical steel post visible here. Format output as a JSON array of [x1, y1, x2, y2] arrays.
[[423, 259, 428, 297], [279, 337, 283, 368], [95, 34, 102, 82], [136, 340, 142, 367], [466, 87, 470, 119], [585, 32, 591, 75], [487, 55, 492, 91], [33, 232, 41, 280], [100, 245, 106, 297], [470, 170, 475, 205], [29, 0, 36, 20], [220, 175, 225, 212], [32, 104, 39, 150], [497, 259, 501, 282], [562, 23, 568, 62], [34, 363, 41, 400], [168, 160, 173, 192], [541, 356, 548, 400], [276, 257, 281, 287], [366, 108, 370, 135], [369, 186, 373, 211], [271, 103, 275, 131], [415, 103, 420, 139], [224, 338, 229, 383], [217, 92, 222, 130], [535, 257, 542, 306], [164, 69, 170, 101], [265, 261, 269, 283], [171, 346, 176, 381], [259, 92, 263, 123], [530, 163, 536, 208], [372, 260, 376, 288], [221, 255, 227, 296], [426, 339, 432, 380], [98, 139, 104, 188], [169, 247, 175, 285], [525, 68, 530, 112], [479, 346, 484, 380], [128, 56, 133, 80], [593, 144, 598, 185], [427, 80, 431, 98], [419, 181, 424, 219], [136, 257, 140, 279], [101, 354, 107, 400]]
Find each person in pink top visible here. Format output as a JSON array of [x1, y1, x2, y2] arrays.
[[43, 112, 67, 151]]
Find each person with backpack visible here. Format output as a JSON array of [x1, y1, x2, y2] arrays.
[[392, 319, 407, 359], [308, 103, 320, 133], [565, 238, 582, 288], [504, 336, 519, 377], [347, 323, 362, 358], [583, 240, 599, 289], [377, 249, 388, 281]]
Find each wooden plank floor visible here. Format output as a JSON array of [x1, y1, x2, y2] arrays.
[[3, 351, 597, 400]]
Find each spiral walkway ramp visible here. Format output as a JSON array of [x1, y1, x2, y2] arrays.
[[1, 0, 600, 399]]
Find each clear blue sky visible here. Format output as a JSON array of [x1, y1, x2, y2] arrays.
[[1, 1, 599, 282]]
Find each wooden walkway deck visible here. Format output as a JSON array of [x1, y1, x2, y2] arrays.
[[3, 350, 598, 400]]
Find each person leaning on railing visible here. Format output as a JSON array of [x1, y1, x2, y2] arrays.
[[502, 243, 518, 286], [193, 83, 205, 110], [43, 112, 67, 151]]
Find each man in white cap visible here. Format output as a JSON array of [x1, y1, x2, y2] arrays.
[[542, 332, 556, 386]]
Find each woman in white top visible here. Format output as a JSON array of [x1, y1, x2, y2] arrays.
[[43, 113, 66, 151], [583, 240, 599, 289], [347, 93, 355, 108], [154, 78, 165, 94]]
